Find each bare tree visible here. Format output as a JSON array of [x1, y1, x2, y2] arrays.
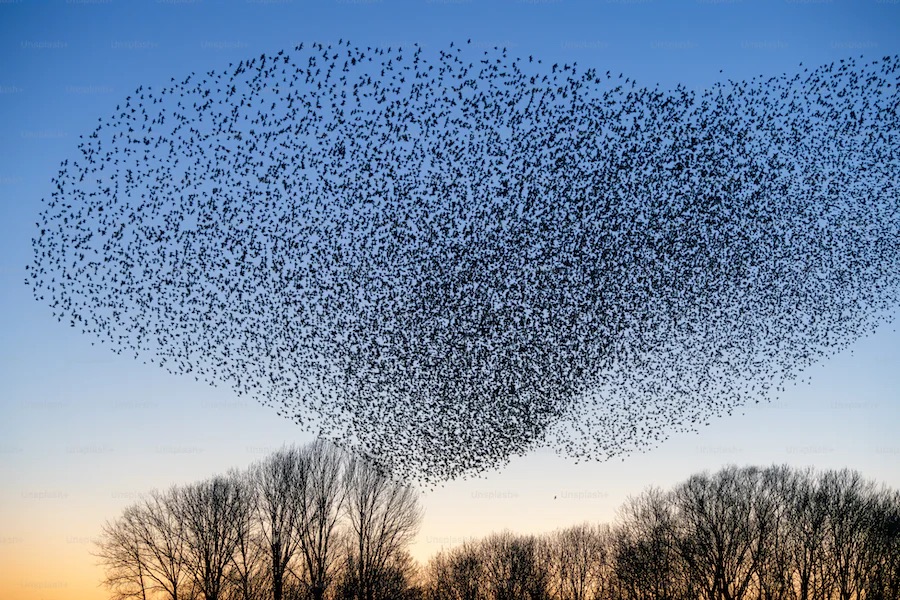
[[177, 474, 254, 600], [480, 531, 550, 600], [780, 468, 831, 600], [545, 523, 612, 600], [751, 466, 796, 600], [99, 461, 900, 600], [820, 469, 879, 600], [225, 470, 265, 600], [252, 447, 308, 600], [342, 454, 423, 600], [671, 466, 762, 600], [425, 542, 485, 600], [132, 489, 194, 600], [96, 506, 152, 600], [614, 486, 688, 600], [866, 488, 900, 600], [295, 440, 347, 600]]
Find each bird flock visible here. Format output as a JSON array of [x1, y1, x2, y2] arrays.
[[28, 41, 900, 482]]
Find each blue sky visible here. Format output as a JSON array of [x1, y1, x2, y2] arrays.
[[2, 1, 899, 598]]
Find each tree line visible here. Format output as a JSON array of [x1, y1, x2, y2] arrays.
[[98, 453, 899, 600], [423, 465, 900, 600], [96, 440, 422, 600]]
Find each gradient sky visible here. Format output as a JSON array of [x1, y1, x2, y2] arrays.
[[2, 1, 900, 599]]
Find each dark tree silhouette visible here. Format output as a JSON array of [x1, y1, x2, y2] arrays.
[[99, 463, 900, 600], [342, 454, 423, 600], [613, 487, 688, 600], [177, 474, 254, 600], [297, 440, 347, 600], [97, 506, 152, 600], [252, 448, 308, 600], [480, 532, 550, 600]]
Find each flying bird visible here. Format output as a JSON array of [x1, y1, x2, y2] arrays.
[[26, 41, 900, 484]]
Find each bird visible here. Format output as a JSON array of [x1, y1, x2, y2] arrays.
[[25, 42, 900, 485]]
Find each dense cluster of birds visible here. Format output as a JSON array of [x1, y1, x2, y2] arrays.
[[28, 41, 900, 482]]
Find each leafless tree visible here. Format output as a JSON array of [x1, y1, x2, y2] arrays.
[[615, 487, 687, 600], [225, 470, 266, 600], [342, 454, 424, 600], [865, 487, 900, 600], [296, 440, 347, 600], [545, 523, 613, 600], [133, 489, 194, 600], [819, 469, 880, 600], [671, 466, 762, 600], [252, 447, 308, 600], [177, 474, 254, 600], [778, 467, 831, 600], [97, 505, 152, 600], [99, 455, 900, 600], [424, 542, 485, 600], [480, 531, 550, 600], [751, 466, 796, 600]]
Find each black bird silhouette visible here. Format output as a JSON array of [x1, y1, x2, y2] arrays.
[[26, 41, 900, 484]]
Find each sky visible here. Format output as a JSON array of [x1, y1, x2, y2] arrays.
[[2, 0, 900, 598]]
